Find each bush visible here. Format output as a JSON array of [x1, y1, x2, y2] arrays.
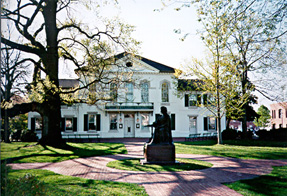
[[222, 129, 238, 140], [21, 129, 38, 142], [1, 162, 46, 196], [257, 129, 270, 140], [1, 162, 11, 194], [7, 173, 46, 196], [270, 128, 287, 141], [257, 128, 287, 141]]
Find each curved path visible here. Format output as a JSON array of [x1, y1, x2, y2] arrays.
[[9, 142, 287, 196]]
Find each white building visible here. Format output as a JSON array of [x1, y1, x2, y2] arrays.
[[28, 53, 226, 139]]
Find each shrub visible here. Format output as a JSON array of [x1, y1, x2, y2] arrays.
[[222, 129, 238, 140], [7, 173, 46, 196], [270, 128, 287, 141], [257, 129, 270, 140], [1, 162, 46, 196], [20, 129, 38, 142], [1, 162, 11, 194]]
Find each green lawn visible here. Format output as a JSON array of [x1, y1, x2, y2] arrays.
[[175, 140, 287, 159], [1, 142, 127, 163], [107, 158, 213, 172], [225, 165, 287, 196], [2, 168, 147, 196], [2, 140, 287, 196]]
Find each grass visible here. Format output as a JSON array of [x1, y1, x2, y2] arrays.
[[225, 166, 287, 196], [1, 142, 127, 163], [175, 140, 287, 159], [107, 158, 213, 172], [2, 168, 148, 196]]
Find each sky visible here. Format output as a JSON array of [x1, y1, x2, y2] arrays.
[[4, 0, 284, 109]]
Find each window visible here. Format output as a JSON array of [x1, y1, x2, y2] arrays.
[[141, 82, 149, 103], [161, 82, 169, 102], [65, 118, 73, 131], [279, 109, 282, 118], [184, 94, 202, 107], [31, 117, 42, 131], [84, 114, 101, 131], [35, 118, 42, 130], [125, 83, 133, 102], [110, 83, 117, 100], [141, 113, 149, 131], [89, 82, 97, 92], [60, 117, 77, 132], [189, 94, 197, 106], [110, 114, 117, 130], [272, 110, 276, 119], [204, 117, 216, 131]]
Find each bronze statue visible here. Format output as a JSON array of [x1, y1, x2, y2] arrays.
[[147, 106, 173, 145]]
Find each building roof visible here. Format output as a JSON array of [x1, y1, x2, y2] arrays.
[[115, 52, 175, 73], [177, 79, 204, 91], [59, 79, 79, 89]]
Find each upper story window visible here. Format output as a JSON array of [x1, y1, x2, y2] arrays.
[[110, 83, 117, 101], [125, 83, 133, 102], [279, 109, 282, 118], [141, 82, 149, 103], [161, 82, 169, 102], [184, 93, 203, 107], [110, 114, 117, 130]]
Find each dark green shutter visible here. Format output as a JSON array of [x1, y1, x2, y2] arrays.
[[171, 114, 175, 130], [184, 94, 189, 107], [197, 94, 201, 105], [203, 94, 207, 105], [96, 114, 101, 131], [84, 114, 88, 131], [60, 118, 65, 132], [73, 117, 77, 132], [204, 117, 208, 131], [31, 118, 35, 131]]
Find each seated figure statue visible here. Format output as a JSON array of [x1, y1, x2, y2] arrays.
[[148, 106, 173, 145]]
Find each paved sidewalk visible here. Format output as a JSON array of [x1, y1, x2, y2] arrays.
[[9, 142, 287, 196]]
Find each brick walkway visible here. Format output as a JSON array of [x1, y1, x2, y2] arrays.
[[9, 142, 287, 196]]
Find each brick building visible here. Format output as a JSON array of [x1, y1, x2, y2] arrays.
[[270, 102, 287, 129]]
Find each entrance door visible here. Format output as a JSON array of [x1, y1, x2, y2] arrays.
[[189, 116, 197, 134], [124, 114, 135, 137]]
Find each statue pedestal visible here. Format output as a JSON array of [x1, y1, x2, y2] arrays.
[[141, 143, 176, 165]]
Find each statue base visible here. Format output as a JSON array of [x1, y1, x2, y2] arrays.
[[141, 143, 176, 165]]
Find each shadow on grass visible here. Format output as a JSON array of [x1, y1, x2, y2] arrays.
[[225, 166, 287, 196], [5, 142, 127, 163]]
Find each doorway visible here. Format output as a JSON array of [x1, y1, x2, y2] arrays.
[[189, 116, 197, 134], [124, 114, 135, 137]]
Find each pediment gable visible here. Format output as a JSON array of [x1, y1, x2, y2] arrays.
[[115, 52, 175, 74]]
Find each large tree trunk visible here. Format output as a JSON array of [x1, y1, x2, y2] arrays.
[[3, 109, 10, 143], [241, 66, 248, 138], [38, 0, 64, 146]]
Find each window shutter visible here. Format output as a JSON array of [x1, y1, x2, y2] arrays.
[[171, 114, 175, 130], [204, 117, 208, 131], [96, 114, 101, 131], [60, 118, 65, 132], [84, 114, 88, 131], [31, 118, 35, 131], [73, 117, 77, 132], [197, 94, 201, 105], [184, 94, 189, 107]]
